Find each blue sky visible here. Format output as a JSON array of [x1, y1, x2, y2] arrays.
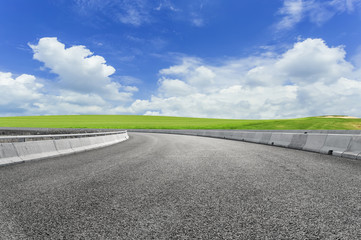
[[1, 0, 361, 119]]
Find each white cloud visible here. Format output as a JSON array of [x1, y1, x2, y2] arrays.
[[123, 86, 139, 92], [277, 0, 361, 30], [0, 37, 138, 116], [278, 0, 304, 30], [29, 37, 133, 103], [298, 77, 361, 116], [158, 78, 195, 97], [128, 38, 361, 119], [0, 72, 133, 116], [2, 37, 361, 119], [160, 59, 217, 90], [0, 72, 44, 115], [276, 38, 353, 84]]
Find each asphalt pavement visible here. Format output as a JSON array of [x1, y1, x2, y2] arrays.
[[1, 132, 361, 239]]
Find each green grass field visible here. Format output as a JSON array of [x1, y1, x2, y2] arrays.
[[0, 115, 360, 130]]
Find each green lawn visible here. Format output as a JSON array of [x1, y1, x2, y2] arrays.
[[0, 115, 360, 130]]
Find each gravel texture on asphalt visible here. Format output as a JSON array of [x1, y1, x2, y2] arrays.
[[1, 132, 361, 239]]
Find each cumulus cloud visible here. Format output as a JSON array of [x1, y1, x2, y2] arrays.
[[128, 38, 361, 119], [0, 37, 139, 116], [0, 72, 133, 116], [2, 37, 361, 119], [158, 78, 195, 97], [0, 72, 44, 115], [29, 37, 131, 102], [276, 38, 353, 84], [277, 0, 361, 30]]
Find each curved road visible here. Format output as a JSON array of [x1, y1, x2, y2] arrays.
[[1, 132, 361, 239]]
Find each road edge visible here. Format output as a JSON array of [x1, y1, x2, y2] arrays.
[[0, 131, 129, 167], [128, 129, 361, 160]]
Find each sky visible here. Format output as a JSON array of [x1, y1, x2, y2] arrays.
[[1, 0, 361, 119]]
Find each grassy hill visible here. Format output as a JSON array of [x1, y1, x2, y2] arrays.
[[0, 115, 360, 130]]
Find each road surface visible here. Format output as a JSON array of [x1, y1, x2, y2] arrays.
[[1, 132, 361, 239]]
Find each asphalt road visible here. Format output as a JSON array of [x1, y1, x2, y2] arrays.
[[1, 133, 361, 239]]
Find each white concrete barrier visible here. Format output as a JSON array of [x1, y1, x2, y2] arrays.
[[207, 130, 226, 138], [14, 140, 59, 161], [68, 138, 86, 152], [0, 143, 23, 165], [319, 134, 353, 156], [243, 132, 257, 143], [342, 136, 361, 159], [223, 131, 235, 140], [54, 139, 74, 155], [228, 132, 245, 141], [289, 134, 308, 150], [302, 134, 328, 153], [129, 129, 361, 160], [252, 132, 264, 143], [0, 131, 128, 167], [259, 132, 272, 144], [268, 133, 293, 147]]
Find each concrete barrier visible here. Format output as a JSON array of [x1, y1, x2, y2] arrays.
[[268, 133, 293, 147], [342, 136, 361, 159], [14, 140, 59, 161], [319, 134, 353, 156], [128, 129, 361, 160], [228, 131, 245, 141], [89, 136, 105, 148], [207, 130, 226, 138], [289, 134, 308, 150], [54, 139, 74, 155], [105, 134, 120, 145], [302, 134, 328, 153], [69, 138, 88, 152], [0, 131, 128, 167], [252, 132, 263, 143], [259, 132, 272, 144], [0, 143, 23, 165], [243, 132, 257, 143]]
